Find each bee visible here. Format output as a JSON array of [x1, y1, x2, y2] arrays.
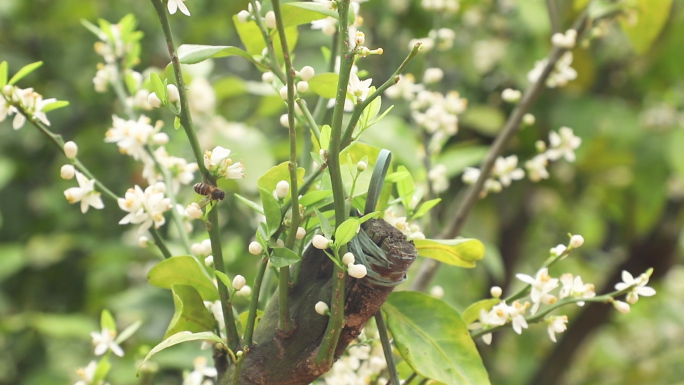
[[194, 183, 226, 201]]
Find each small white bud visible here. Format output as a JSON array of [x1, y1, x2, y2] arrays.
[[275, 180, 290, 199], [200, 239, 212, 256], [523, 113, 536, 126], [355, 31, 365, 46], [430, 285, 445, 299], [312, 234, 330, 249], [2, 84, 12, 96], [276, 239, 285, 247], [423, 68, 444, 84], [63, 141, 78, 159], [148, 92, 162, 108], [490, 286, 503, 298], [356, 160, 367, 172], [279, 114, 290, 128], [264, 11, 277, 29], [152, 181, 167, 193], [501, 88, 522, 103], [232, 274, 247, 290], [569, 234, 584, 248], [279, 86, 288, 100], [248, 241, 263, 255], [315, 301, 329, 315], [299, 66, 315, 81], [152, 132, 169, 145], [550, 244, 567, 257], [204, 255, 214, 267], [167, 84, 179, 102], [535, 140, 547, 152], [262, 71, 275, 83], [296, 81, 309, 93], [348, 263, 368, 279], [191, 242, 204, 256], [186, 202, 204, 219], [237, 10, 251, 23], [236, 285, 252, 297], [342, 252, 355, 265], [626, 291, 639, 304], [138, 236, 149, 248], [296, 227, 306, 240], [60, 164, 75, 180], [613, 300, 631, 314]]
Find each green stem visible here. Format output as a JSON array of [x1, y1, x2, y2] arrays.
[[316, 265, 346, 365], [243, 257, 269, 347], [207, 207, 240, 352], [404, 372, 419, 385], [150, 0, 209, 180], [111, 74, 136, 120], [375, 311, 400, 385], [231, 352, 245, 385], [149, 228, 172, 259], [341, 43, 423, 146]]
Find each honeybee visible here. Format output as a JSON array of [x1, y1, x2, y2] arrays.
[[194, 183, 226, 201]]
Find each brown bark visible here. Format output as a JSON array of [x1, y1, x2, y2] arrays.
[[219, 218, 417, 385]]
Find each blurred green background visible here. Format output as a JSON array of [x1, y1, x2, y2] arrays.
[[1, 0, 684, 384]]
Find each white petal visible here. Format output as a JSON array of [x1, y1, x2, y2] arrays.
[[621, 270, 634, 284], [636, 286, 656, 297], [168, 0, 178, 14], [177, 0, 191, 16]]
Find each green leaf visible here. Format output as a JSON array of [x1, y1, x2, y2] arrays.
[[620, 0, 674, 54], [115, 320, 142, 344], [149, 72, 166, 101], [384, 292, 490, 385], [314, 208, 333, 239], [308, 73, 339, 99], [177, 44, 265, 68], [8, 61, 43, 85], [358, 211, 380, 225], [270, 247, 302, 268], [81, 19, 103, 38], [93, 355, 111, 384], [320, 124, 332, 151], [40, 100, 69, 113], [462, 299, 500, 325], [0, 61, 8, 88], [147, 256, 219, 301], [257, 162, 305, 193], [100, 309, 117, 332], [237, 309, 264, 336], [413, 238, 485, 268], [335, 218, 359, 246], [395, 166, 415, 211], [411, 198, 441, 220], [259, 186, 282, 237], [280, 2, 339, 27], [460, 105, 505, 136], [137, 331, 226, 375], [340, 142, 383, 198], [174, 116, 181, 129], [164, 284, 216, 339], [233, 17, 298, 65], [385, 170, 411, 183], [214, 270, 232, 288], [299, 190, 333, 207], [235, 193, 264, 215], [436, 146, 488, 178]]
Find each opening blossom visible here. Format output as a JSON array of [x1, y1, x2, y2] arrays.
[[90, 328, 124, 357], [615, 270, 656, 304], [348, 73, 373, 103], [546, 127, 582, 162], [516, 268, 559, 314], [168, 0, 191, 16], [546, 315, 568, 342], [559, 273, 596, 305], [64, 171, 105, 214], [203, 146, 245, 179], [117, 185, 172, 233], [74, 361, 98, 385]]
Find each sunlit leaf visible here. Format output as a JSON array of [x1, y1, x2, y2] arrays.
[[115, 320, 142, 344], [100, 309, 116, 332], [0, 61, 8, 88], [335, 218, 359, 246], [8, 61, 43, 85], [308, 73, 338, 99], [164, 284, 215, 339], [41, 100, 69, 113], [137, 331, 226, 375], [413, 238, 485, 268], [147, 256, 219, 301], [280, 2, 338, 27], [620, 0, 673, 54], [178, 44, 265, 68], [462, 298, 500, 325], [411, 198, 441, 220], [259, 186, 282, 237]]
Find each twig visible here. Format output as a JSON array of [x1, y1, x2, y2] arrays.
[[375, 311, 400, 385]]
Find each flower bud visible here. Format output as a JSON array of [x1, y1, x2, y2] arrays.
[[232, 274, 246, 290], [523, 113, 536, 126], [200, 239, 212, 256], [348, 263, 368, 279], [2, 84, 12, 96], [186, 202, 204, 219], [501, 88, 522, 103], [152, 132, 169, 145], [275, 180, 290, 199], [191, 242, 204, 256], [296, 227, 306, 240], [279, 86, 288, 100], [264, 11, 277, 29], [236, 285, 252, 297], [550, 244, 567, 257], [148, 92, 162, 108], [315, 301, 329, 315], [299, 66, 315, 81], [262, 71, 275, 83], [356, 160, 367, 172], [423, 68, 444, 84], [279, 114, 289, 128], [64, 141, 78, 159], [490, 286, 503, 298], [613, 300, 631, 314], [342, 252, 355, 265], [248, 241, 263, 255], [430, 285, 445, 299], [355, 31, 365, 46], [204, 255, 214, 267], [60, 164, 75, 180], [276, 239, 285, 247], [569, 234, 584, 248], [312, 234, 330, 249], [535, 140, 547, 152], [626, 291, 638, 304], [167, 84, 180, 102], [296, 81, 309, 93], [237, 10, 251, 23], [138, 236, 149, 248], [152, 181, 167, 193]]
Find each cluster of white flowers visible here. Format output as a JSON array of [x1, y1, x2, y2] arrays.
[[117, 184, 172, 233], [105, 115, 164, 161], [383, 208, 425, 240], [428, 164, 449, 194], [468, 300, 529, 345], [203, 145, 245, 180], [151, 146, 199, 192], [409, 28, 457, 53], [528, 52, 577, 88], [551, 29, 577, 49], [308, 0, 365, 38], [462, 155, 525, 197], [323, 335, 387, 385], [0, 85, 55, 129]]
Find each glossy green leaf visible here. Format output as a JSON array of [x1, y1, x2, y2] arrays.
[[100, 309, 116, 332], [149, 72, 166, 101], [413, 238, 485, 268], [115, 320, 142, 344], [308, 73, 339, 98], [164, 284, 215, 339], [462, 298, 500, 325], [340, 142, 383, 198], [280, 2, 337, 27], [93, 355, 111, 384], [234, 193, 264, 215], [257, 162, 305, 193], [40, 100, 69, 113], [620, 0, 673, 54], [8, 61, 43, 85], [335, 218, 359, 246], [237, 309, 264, 336], [320, 124, 332, 151], [299, 190, 333, 207], [384, 292, 490, 385], [270, 247, 301, 268], [147, 256, 219, 301], [177, 44, 264, 68], [259, 186, 282, 237], [314, 208, 333, 239], [395, 165, 415, 211], [0, 61, 8, 88], [214, 270, 231, 288], [137, 331, 226, 374], [411, 198, 441, 220]]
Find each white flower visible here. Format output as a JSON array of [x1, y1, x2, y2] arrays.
[[312, 234, 330, 249], [385, 74, 423, 100], [91, 328, 124, 357], [117, 185, 172, 233], [559, 274, 595, 305], [296, 227, 306, 240], [168, 0, 191, 16], [383, 209, 425, 240], [348, 73, 373, 103], [348, 263, 367, 279], [315, 301, 329, 315], [546, 127, 581, 162], [236, 285, 252, 297], [248, 241, 263, 255], [183, 357, 217, 385], [550, 244, 567, 257], [569, 234, 584, 248], [74, 361, 97, 385], [508, 301, 529, 334], [528, 52, 577, 88], [430, 285, 444, 299], [525, 154, 549, 182], [311, 17, 338, 36], [64, 172, 105, 214], [516, 268, 559, 314], [492, 155, 525, 187], [203, 146, 245, 179], [614, 271, 656, 304], [551, 29, 577, 49], [428, 164, 449, 194], [186, 202, 204, 219], [342, 252, 355, 265], [60, 164, 75, 180], [423, 68, 444, 84], [275, 180, 290, 199], [462, 167, 481, 184], [148, 92, 162, 108], [546, 315, 568, 342], [237, 10, 251, 23], [501, 88, 522, 103], [188, 78, 216, 115], [152, 147, 198, 192], [232, 275, 246, 291], [105, 115, 160, 161], [523, 113, 536, 126]]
